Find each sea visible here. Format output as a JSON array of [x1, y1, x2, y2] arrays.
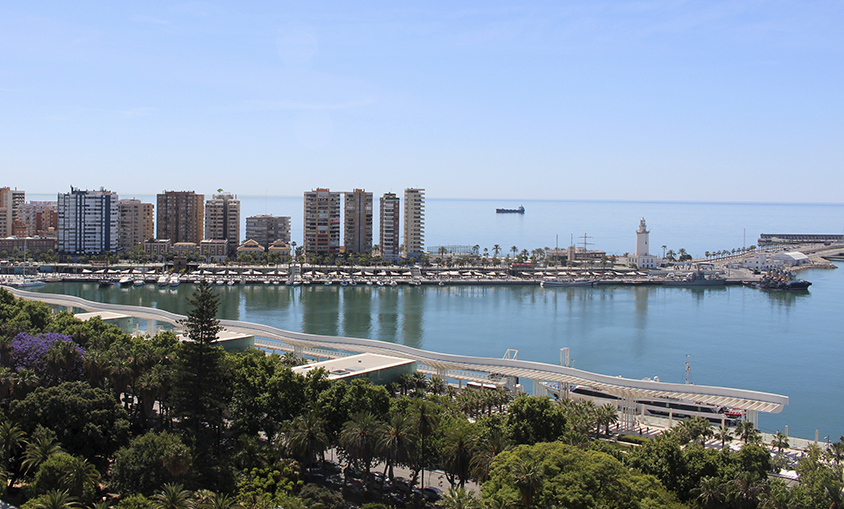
[[26, 195, 844, 440]]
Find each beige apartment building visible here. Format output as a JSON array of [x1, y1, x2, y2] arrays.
[[118, 199, 154, 252], [205, 191, 240, 257], [245, 214, 291, 249], [379, 192, 400, 262], [0, 187, 25, 237], [403, 188, 425, 258], [344, 189, 373, 255], [303, 188, 341, 255]]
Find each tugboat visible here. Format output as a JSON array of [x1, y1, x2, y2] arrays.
[[755, 270, 812, 291], [496, 205, 525, 214]]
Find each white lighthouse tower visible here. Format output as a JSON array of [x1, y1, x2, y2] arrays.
[[636, 218, 649, 256]]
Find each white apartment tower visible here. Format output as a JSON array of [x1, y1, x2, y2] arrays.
[[303, 188, 341, 255], [344, 189, 373, 254], [403, 188, 425, 258], [205, 191, 241, 257], [245, 214, 291, 249], [379, 193, 400, 262], [57, 187, 119, 254], [118, 199, 154, 252]]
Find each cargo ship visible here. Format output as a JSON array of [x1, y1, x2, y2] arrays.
[[496, 205, 525, 214]]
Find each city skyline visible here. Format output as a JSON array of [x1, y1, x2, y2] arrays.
[[2, 2, 842, 204]]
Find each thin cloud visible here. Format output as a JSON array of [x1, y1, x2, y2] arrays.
[[240, 98, 375, 111], [122, 107, 157, 118], [134, 15, 171, 25]]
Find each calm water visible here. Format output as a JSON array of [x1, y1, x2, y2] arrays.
[[32, 262, 843, 440]]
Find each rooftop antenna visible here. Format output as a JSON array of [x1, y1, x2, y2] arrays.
[[685, 354, 691, 384]]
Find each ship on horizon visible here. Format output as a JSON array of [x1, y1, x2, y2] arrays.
[[496, 205, 525, 214]]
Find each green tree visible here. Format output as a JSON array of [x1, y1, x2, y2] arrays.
[[178, 280, 223, 345], [28, 454, 97, 505], [507, 395, 566, 445], [437, 487, 480, 509], [339, 412, 383, 477], [10, 382, 130, 468], [284, 411, 329, 465], [31, 489, 80, 509], [110, 431, 192, 497], [377, 413, 415, 481], [410, 399, 440, 487]]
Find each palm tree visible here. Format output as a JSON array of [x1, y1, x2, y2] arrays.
[[726, 472, 765, 508], [437, 487, 480, 509], [510, 246, 517, 258], [61, 455, 100, 501], [716, 425, 733, 450], [429, 376, 447, 396], [33, 490, 80, 509], [151, 483, 194, 509], [0, 419, 25, 474], [493, 245, 501, 257], [285, 412, 330, 465], [596, 404, 619, 437], [377, 413, 415, 481], [694, 476, 725, 509], [441, 423, 476, 488], [410, 399, 440, 487], [22, 435, 63, 475], [340, 412, 383, 477], [511, 456, 543, 508], [772, 431, 789, 454], [736, 421, 761, 445], [470, 427, 511, 483]]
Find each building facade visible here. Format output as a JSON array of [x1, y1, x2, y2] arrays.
[[156, 191, 204, 245], [303, 189, 341, 255], [245, 214, 291, 249], [379, 193, 400, 262], [16, 201, 57, 237], [205, 191, 240, 257], [57, 187, 119, 254], [0, 187, 25, 237], [118, 199, 154, 252], [344, 189, 373, 255], [403, 188, 425, 258]]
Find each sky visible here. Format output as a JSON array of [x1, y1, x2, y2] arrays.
[[1, 1, 842, 203]]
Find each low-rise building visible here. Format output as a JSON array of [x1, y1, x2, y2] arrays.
[[171, 242, 198, 257], [0, 237, 57, 257], [236, 239, 265, 257], [200, 239, 228, 263], [267, 240, 291, 258], [144, 239, 171, 259]]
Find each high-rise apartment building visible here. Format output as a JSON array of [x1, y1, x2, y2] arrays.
[[205, 191, 240, 257], [379, 193, 400, 262], [118, 199, 154, 252], [245, 214, 291, 249], [344, 189, 373, 255], [403, 188, 425, 258], [303, 188, 341, 255], [57, 187, 119, 254], [0, 187, 25, 237], [156, 191, 204, 245]]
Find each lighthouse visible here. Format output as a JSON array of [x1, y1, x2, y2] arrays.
[[636, 218, 649, 256]]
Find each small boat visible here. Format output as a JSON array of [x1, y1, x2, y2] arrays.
[[133, 278, 145, 287], [118, 276, 133, 286], [157, 275, 169, 286], [169, 276, 181, 287], [541, 279, 594, 288], [99, 279, 114, 287]]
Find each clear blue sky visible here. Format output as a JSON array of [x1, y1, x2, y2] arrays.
[[1, 1, 842, 202]]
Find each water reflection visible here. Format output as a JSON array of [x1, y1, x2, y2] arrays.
[[376, 287, 399, 343], [401, 288, 424, 349]]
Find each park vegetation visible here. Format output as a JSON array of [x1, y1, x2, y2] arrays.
[[0, 284, 842, 508]]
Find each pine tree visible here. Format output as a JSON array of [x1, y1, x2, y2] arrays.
[[177, 280, 223, 345], [169, 281, 231, 487]]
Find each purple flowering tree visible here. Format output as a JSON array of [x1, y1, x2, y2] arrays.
[[10, 332, 84, 384]]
